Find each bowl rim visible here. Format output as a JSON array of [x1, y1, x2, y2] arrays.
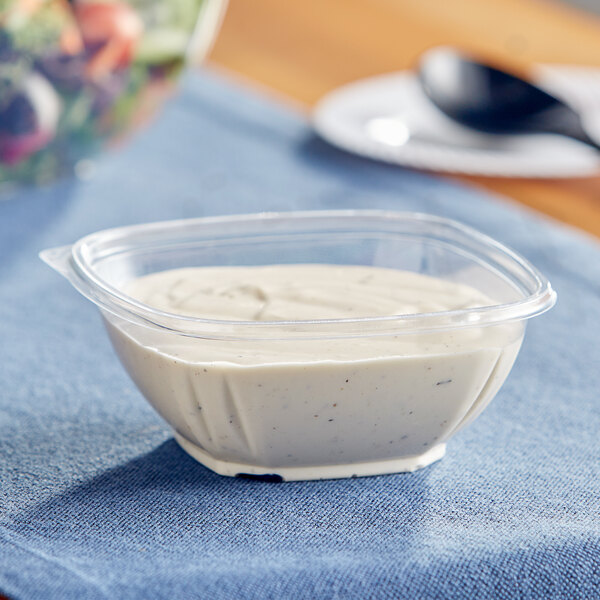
[[43, 210, 557, 339]]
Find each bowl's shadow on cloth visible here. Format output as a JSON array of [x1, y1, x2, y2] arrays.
[[12, 439, 434, 556], [10, 439, 597, 596]]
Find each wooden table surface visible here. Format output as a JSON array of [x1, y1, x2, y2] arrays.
[[207, 0, 600, 237]]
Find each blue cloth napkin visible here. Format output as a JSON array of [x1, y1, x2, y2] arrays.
[[0, 70, 599, 600]]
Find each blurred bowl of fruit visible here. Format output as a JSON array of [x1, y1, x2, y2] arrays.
[[0, 0, 226, 186]]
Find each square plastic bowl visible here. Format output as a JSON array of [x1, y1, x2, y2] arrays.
[[41, 211, 556, 481]]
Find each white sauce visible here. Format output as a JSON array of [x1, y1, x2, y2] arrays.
[[125, 264, 495, 321], [104, 265, 524, 480]]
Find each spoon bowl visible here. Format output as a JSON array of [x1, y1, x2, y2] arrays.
[[418, 46, 600, 150]]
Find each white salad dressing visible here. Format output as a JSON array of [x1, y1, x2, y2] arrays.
[[104, 264, 524, 480]]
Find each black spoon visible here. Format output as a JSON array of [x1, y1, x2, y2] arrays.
[[418, 46, 600, 151]]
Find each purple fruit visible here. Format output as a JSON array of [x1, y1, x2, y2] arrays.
[[0, 94, 37, 136], [0, 73, 62, 165], [35, 52, 87, 93]]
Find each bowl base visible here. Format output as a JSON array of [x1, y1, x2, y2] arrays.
[[174, 433, 446, 481]]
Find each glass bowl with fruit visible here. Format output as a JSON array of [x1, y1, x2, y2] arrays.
[[0, 0, 226, 186]]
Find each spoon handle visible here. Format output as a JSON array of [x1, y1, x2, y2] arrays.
[[570, 125, 600, 152], [543, 105, 600, 151]]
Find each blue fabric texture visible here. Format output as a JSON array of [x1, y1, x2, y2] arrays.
[[0, 70, 599, 600]]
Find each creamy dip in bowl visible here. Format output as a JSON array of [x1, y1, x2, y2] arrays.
[[41, 211, 556, 481]]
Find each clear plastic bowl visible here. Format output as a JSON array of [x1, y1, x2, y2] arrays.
[[41, 211, 556, 481]]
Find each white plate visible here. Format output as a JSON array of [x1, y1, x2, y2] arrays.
[[312, 66, 600, 178]]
